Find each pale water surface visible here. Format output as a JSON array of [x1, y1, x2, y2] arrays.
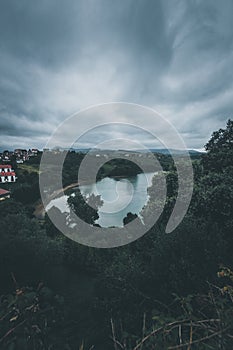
[[46, 172, 155, 227]]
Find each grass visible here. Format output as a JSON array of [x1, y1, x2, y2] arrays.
[[17, 163, 40, 174]]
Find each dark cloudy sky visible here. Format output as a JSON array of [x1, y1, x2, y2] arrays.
[[0, 0, 233, 150]]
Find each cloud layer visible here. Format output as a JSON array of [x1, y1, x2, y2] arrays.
[[0, 0, 233, 150]]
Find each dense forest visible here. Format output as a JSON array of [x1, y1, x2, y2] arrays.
[[0, 120, 233, 349]]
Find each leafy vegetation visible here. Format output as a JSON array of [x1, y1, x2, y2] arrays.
[[0, 120, 233, 348], [68, 189, 103, 225], [0, 279, 68, 350]]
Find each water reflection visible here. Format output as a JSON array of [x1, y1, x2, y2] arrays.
[[46, 172, 155, 228]]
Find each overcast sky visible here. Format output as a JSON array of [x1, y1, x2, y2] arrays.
[[0, 0, 233, 151]]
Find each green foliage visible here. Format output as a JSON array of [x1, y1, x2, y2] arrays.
[[0, 282, 71, 350], [191, 119, 233, 227], [191, 171, 233, 226], [26, 152, 42, 165], [123, 212, 138, 225], [111, 268, 233, 349], [62, 151, 84, 186], [0, 199, 63, 286], [0, 120, 233, 348], [11, 171, 40, 205], [68, 189, 103, 225], [202, 119, 233, 172], [61, 151, 174, 186], [97, 159, 142, 179]]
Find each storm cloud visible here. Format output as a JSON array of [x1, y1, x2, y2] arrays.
[[0, 0, 233, 150]]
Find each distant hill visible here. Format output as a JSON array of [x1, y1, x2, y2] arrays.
[[149, 149, 203, 156], [73, 148, 203, 156]]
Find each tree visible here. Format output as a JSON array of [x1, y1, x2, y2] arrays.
[[123, 212, 138, 225], [68, 189, 103, 225], [202, 119, 233, 172], [191, 119, 233, 226]]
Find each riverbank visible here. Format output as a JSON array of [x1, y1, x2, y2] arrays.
[[33, 181, 80, 219]]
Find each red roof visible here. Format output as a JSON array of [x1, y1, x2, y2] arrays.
[[0, 165, 12, 168], [0, 172, 16, 176], [0, 188, 10, 195]]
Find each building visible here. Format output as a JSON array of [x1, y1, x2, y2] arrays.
[[0, 188, 10, 201], [31, 149, 39, 154], [0, 165, 17, 183]]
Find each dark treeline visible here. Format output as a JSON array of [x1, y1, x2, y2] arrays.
[[62, 150, 174, 186], [0, 120, 233, 349]]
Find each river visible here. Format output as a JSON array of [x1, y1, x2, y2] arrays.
[[46, 172, 156, 227]]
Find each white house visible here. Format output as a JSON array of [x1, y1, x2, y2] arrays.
[[0, 165, 17, 183]]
